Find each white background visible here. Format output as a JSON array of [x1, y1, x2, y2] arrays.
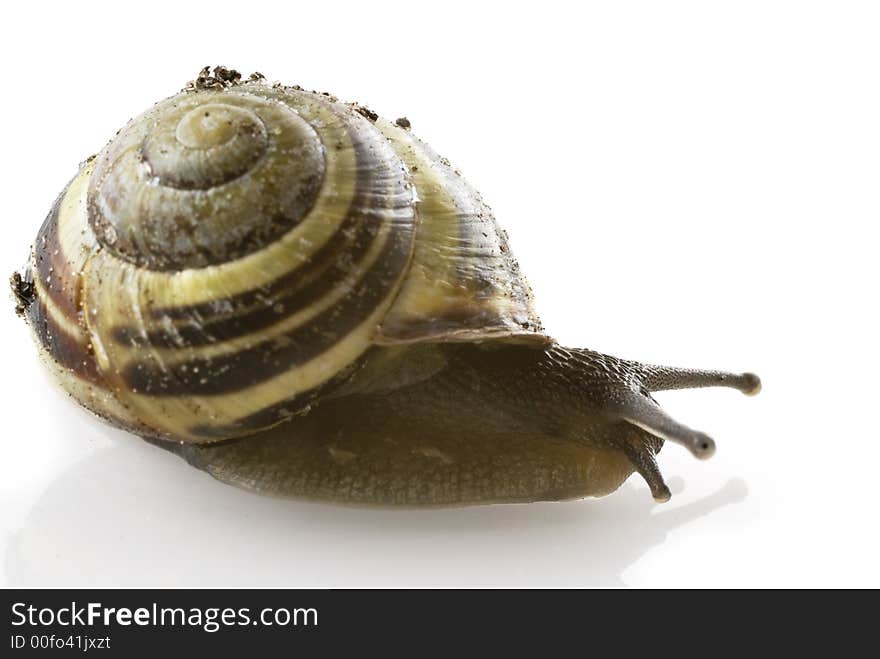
[[1, 1, 878, 588]]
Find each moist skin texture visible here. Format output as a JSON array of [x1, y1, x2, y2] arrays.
[[150, 343, 688, 506]]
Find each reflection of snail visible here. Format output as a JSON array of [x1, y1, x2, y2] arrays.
[[12, 67, 760, 506]]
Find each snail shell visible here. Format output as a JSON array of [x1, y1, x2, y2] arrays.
[[24, 75, 545, 444], [15, 68, 759, 506]]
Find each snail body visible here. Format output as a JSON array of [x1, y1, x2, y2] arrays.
[[14, 68, 760, 505]]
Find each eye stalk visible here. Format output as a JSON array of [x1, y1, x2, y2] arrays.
[[638, 365, 763, 397], [740, 372, 762, 396]]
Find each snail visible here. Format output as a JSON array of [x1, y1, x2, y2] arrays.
[[12, 66, 761, 506]]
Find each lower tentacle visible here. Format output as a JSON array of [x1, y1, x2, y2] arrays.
[[618, 429, 671, 503]]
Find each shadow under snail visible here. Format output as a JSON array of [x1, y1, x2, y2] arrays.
[[12, 66, 761, 506]]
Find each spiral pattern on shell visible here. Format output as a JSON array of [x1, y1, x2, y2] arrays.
[[89, 94, 328, 270], [22, 72, 546, 443]]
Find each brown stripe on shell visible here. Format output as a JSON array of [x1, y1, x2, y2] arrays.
[[111, 199, 398, 349], [144, 206, 363, 322], [27, 183, 104, 384], [109, 107, 407, 349], [121, 213, 413, 396], [27, 292, 102, 384], [187, 358, 364, 439], [118, 102, 416, 397], [141, 96, 385, 325]]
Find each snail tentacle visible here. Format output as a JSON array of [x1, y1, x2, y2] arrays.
[[637, 363, 762, 396], [615, 392, 717, 460], [619, 434, 671, 503]]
